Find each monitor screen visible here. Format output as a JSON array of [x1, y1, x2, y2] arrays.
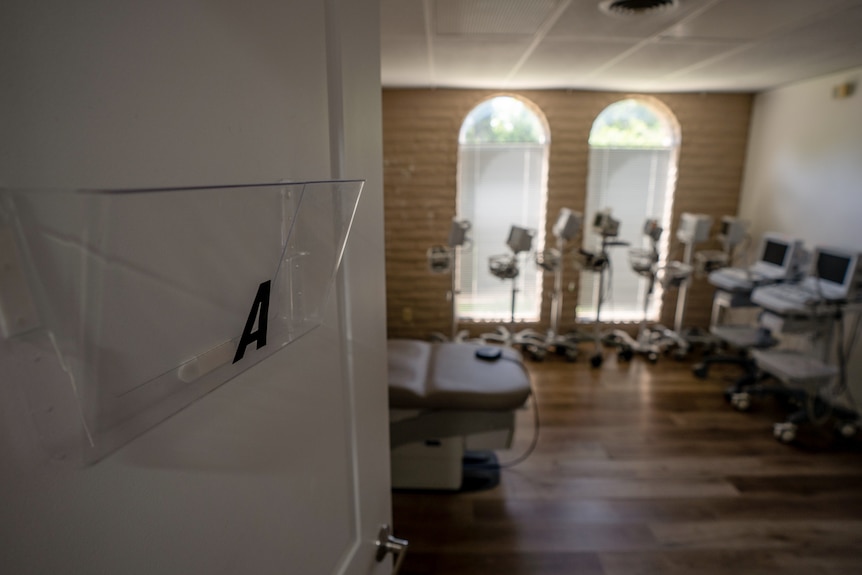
[[593, 213, 604, 227], [762, 240, 789, 267], [816, 251, 851, 285]]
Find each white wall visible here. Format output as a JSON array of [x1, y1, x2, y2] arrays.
[[739, 67, 862, 248], [0, 1, 389, 574], [738, 66, 862, 408]]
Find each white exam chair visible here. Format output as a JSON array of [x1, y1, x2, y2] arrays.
[[388, 339, 532, 490]]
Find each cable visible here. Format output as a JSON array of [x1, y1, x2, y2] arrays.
[[833, 309, 859, 406], [462, 359, 540, 471]]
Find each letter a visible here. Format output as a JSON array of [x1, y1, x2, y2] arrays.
[[233, 280, 271, 364]]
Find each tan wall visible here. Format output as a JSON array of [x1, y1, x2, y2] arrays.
[[383, 89, 753, 340]]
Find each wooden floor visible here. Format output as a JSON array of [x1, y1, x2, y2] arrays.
[[392, 349, 862, 575]]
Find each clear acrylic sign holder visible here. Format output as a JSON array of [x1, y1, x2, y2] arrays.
[[1, 180, 363, 463]]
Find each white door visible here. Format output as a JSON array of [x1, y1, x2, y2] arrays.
[[0, 0, 396, 574], [0, 254, 394, 575]]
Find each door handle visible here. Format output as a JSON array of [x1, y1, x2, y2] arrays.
[[375, 524, 409, 574]]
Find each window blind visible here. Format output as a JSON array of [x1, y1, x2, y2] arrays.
[[578, 147, 676, 322], [457, 143, 548, 321]]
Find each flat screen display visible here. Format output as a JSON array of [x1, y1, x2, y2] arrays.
[[762, 240, 788, 266], [816, 251, 851, 285]]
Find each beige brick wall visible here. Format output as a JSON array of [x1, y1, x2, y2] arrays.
[[383, 89, 753, 341]]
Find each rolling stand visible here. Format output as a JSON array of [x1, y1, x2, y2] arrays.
[[427, 218, 472, 342], [609, 219, 679, 363], [669, 212, 714, 357], [532, 208, 583, 361], [483, 225, 546, 353], [577, 210, 629, 367]]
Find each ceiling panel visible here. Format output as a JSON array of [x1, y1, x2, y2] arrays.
[[602, 39, 736, 79], [432, 38, 535, 87], [381, 0, 428, 37], [663, 0, 852, 41], [510, 38, 636, 87], [670, 5, 862, 89], [435, 0, 561, 35]]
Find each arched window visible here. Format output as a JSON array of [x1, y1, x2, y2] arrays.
[[456, 96, 550, 321], [579, 98, 680, 322]]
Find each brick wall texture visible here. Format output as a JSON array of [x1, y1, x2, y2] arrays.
[[383, 89, 753, 341]]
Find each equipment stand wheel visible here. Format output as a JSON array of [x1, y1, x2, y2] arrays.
[[773, 422, 797, 443], [731, 392, 751, 412]]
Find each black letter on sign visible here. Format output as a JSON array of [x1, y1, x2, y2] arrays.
[[233, 280, 271, 364]]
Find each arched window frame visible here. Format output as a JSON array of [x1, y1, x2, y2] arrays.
[[455, 95, 551, 323], [579, 97, 682, 322]]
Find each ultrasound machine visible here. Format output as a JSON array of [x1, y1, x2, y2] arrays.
[[693, 233, 805, 380], [752, 245, 861, 314], [709, 233, 805, 296], [730, 245, 862, 442]]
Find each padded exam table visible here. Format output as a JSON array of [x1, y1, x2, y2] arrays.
[[388, 339, 532, 490]]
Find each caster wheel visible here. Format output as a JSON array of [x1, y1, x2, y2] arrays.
[[565, 348, 578, 362], [529, 349, 546, 362], [692, 363, 708, 379], [619, 347, 633, 362], [838, 423, 857, 438], [731, 393, 751, 412], [773, 423, 797, 443], [590, 354, 603, 368], [647, 353, 658, 364]]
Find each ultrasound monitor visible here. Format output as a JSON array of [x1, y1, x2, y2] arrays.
[[802, 246, 861, 300], [750, 233, 799, 280], [762, 239, 789, 267], [592, 210, 620, 237], [553, 208, 582, 241], [816, 251, 851, 285], [506, 225, 534, 254]]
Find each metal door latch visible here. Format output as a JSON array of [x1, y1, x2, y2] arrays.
[[375, 524, 408, 574]]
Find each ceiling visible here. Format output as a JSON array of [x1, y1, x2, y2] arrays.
[[380, 0, 862, 92]]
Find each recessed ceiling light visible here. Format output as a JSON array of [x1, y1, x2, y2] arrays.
[[599, 0, 679, 17]]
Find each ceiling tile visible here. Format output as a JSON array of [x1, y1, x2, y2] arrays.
[[664, 0, 852, 41], [510, 39, 637, 87], [432, 37, 535, 87], [670, 5, 862, 88], [601, 39, 736, 78], [381, 0, 428, 38], [434, 0, 561, 35]]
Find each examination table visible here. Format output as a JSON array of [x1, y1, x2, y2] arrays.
[[388, 339, 532, 490]]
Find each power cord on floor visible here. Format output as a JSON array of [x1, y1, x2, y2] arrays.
[[463, 361, 540, 471]]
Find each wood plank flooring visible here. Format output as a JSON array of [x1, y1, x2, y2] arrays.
[[392, 350, 862, 574]]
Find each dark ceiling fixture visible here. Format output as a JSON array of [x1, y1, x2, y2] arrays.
[[599, 0, 679, 16]]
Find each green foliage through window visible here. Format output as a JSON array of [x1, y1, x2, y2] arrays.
[[460, 97, 548, 144], [589, 99, 675, 148]]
